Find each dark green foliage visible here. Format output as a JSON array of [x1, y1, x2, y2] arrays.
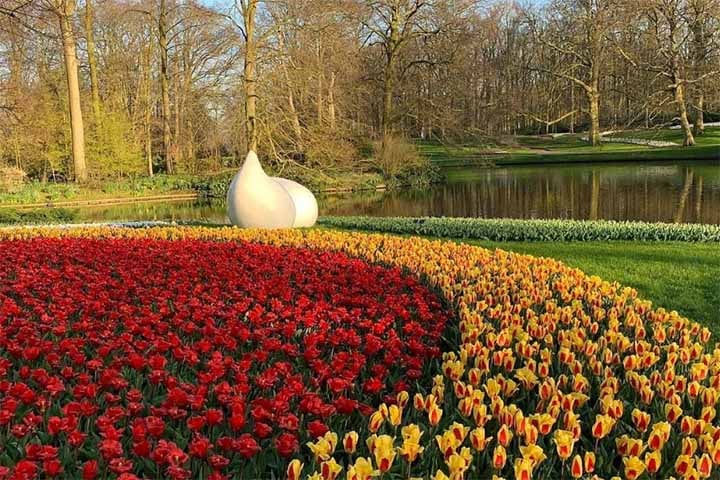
[[0, 208, 77, 225]]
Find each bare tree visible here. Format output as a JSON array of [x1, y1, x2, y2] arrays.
[[47, 0, 87, 181], [360, 0, 449, 147], [234, 0, 259, 152], [618, 0, 720, 146], [527, 0, 618, 146]]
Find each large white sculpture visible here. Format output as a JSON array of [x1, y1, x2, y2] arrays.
[[227, 151, 318, 228]]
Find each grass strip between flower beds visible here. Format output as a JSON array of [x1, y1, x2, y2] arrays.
[[0, 225, 716, 480], [318, 216, 720, 242]]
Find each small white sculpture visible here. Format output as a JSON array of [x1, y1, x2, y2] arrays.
[[227, 151, 318, 228]]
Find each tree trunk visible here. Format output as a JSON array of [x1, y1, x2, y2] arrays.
[[381, 67, 394, 140], [174, 67, 181, 165], [316, 40, 323, 125], [243, 1, 258, 152], [693, 92, 704, 136], [587, 89, 600, 146], [158, 0, 174, 172], [328, 71, 336, 131], [692, 11, 706, 136], [381, 9, 401, 148], [57, 2, 87, 182], [142, 37, 153, 177], [85, 0, 101, 124], [570, 82, 575, 134], [674, 79, 696, 147], [277, 25, 302, 147]]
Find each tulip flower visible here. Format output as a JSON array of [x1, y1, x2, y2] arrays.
[[644, 450, 661, 474], [584, 452, 595, 473], [497, 424, 513, 447], [624, 456, 646, 480], [428, 404, 443, 427], [698, 453, 713, 478], [346, 458, 377, 480], [520, 444, 547, 468], [553, 430, 575, 460], [469, 427, 491, 452], [675, 455, 695, 477], [570, 454, 583, 479], [631, 409, 651, 433], [513, 458, 533, 480], [371, 435, 396, 473], [321, 459, 342, 480], [493, 444, 507, 470], [343, 432, 359, 454], [286, 459, 303, 480], [398, 439, 424, 464]]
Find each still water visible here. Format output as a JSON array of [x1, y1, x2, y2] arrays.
[[73, 160, 720, 224]]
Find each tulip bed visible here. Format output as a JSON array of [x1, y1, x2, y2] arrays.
[[0, 226, 718, 480], [0, 232, 448, 479]]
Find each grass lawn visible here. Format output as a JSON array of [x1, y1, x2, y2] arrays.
[[420, 127, 720, 166], [468, 239, 720, 334]]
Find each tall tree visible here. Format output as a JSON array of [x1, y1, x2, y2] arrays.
[[84, 0, 101, 124], [361, 0, 444, 148], [618, 0, 720, 146], [528, 0, 618, 146], [158, 0, 174, 172], [47, 0, 87, 181], [235, 0, 259, 152]]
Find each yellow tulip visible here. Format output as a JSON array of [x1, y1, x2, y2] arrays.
[[286, 459, 303, 480], [343, 432, 359, 454], [623, 456, 646, 480], [401, 424, 423, 443], [371, 435, 396, 473], [398, 439, 424, 464], [469, 427, 490, 452], [346, 458, 378, 480], [644, 450, 661, 474], [321, 458, 342, 480], [428, 404, 443, 426], [388, 405, 402, 427], [552, 429, 575, 460], [570, 454, 583, 479], [492, 444, 507, 470], [510, 457, 531, 480]]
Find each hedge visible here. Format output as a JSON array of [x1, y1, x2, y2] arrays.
[[318, 216, 720, 242], [0, 208, 77, 226]]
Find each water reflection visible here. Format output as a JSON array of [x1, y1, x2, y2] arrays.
[[323, 161, 720, 224], [72, 160, 720, 225]]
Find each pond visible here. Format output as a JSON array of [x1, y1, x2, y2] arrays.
[[71, 160, 720, 224]]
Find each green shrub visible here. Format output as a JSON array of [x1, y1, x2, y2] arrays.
[[0, 208, 77, 225], [372, 136, 441, 186], [319, 216, 720, 242]]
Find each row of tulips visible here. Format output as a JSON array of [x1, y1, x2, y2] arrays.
[[0, 225, 717, 480]]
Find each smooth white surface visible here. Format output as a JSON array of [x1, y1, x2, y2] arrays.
[[273, 177, 318, 227], [226, 151, 318, 228]]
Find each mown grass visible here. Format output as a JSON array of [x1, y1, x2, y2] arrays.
[[607, 126, 720, 146], [421, 127, 720, 166]]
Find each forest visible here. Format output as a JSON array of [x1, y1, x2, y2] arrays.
[[0, 0, 718, 185]]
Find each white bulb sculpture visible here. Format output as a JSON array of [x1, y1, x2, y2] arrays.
[[227, 151, 318, 228]]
